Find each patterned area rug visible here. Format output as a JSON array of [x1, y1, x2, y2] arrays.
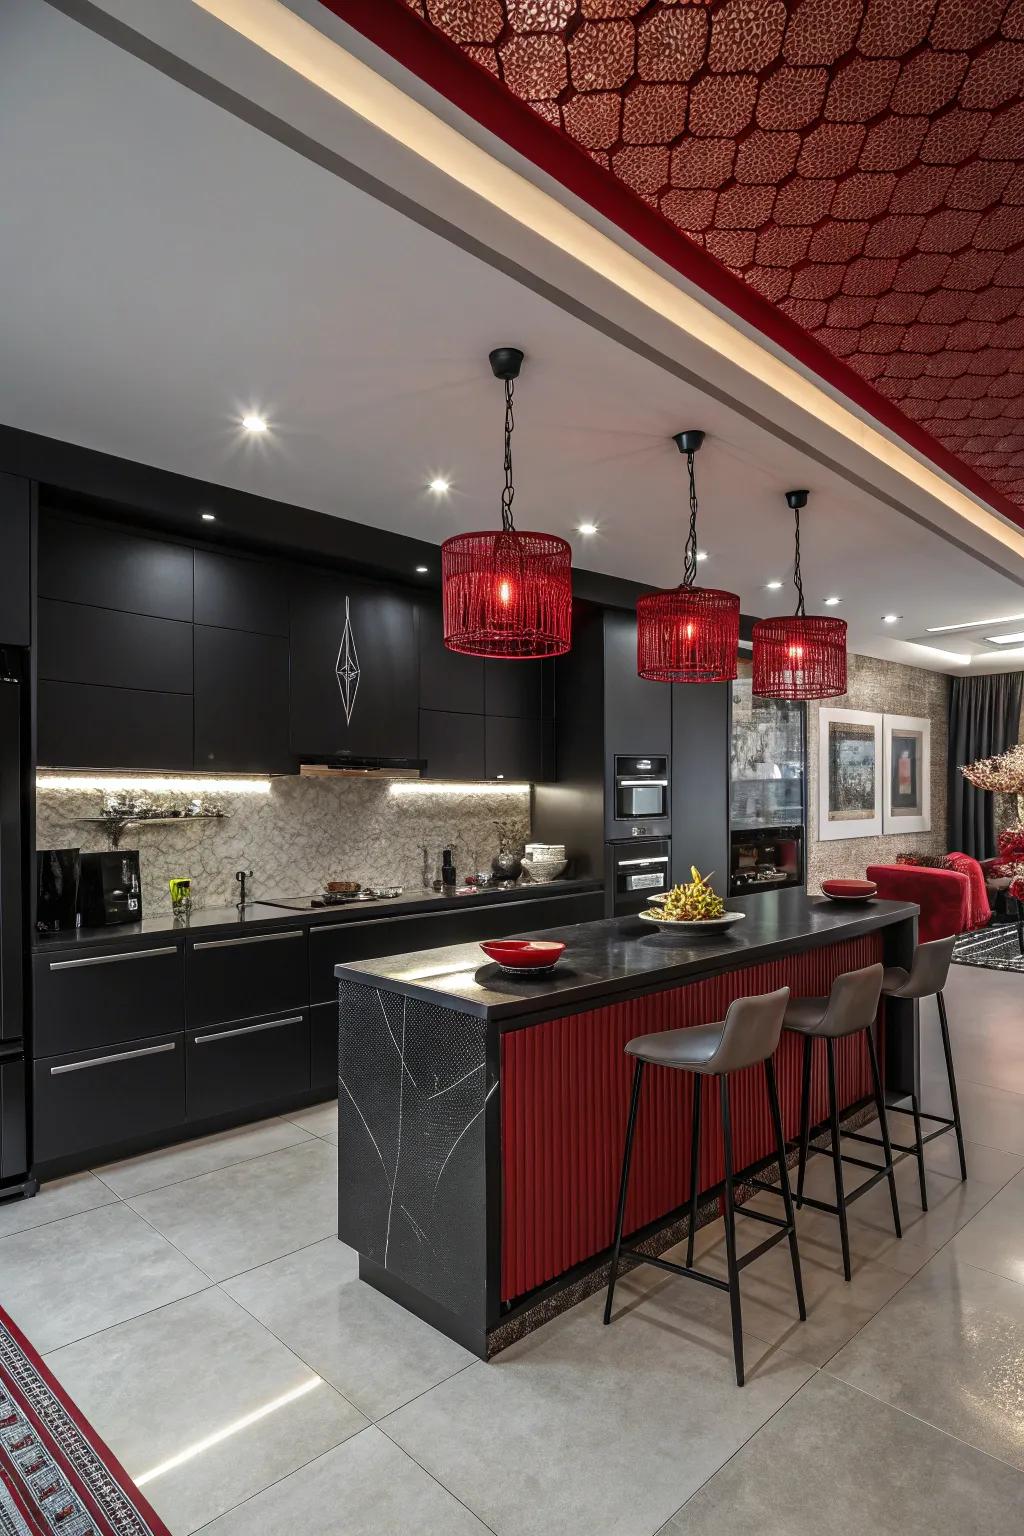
[[0, 1306, 170, 1536], [953, 921, 1024, 974]]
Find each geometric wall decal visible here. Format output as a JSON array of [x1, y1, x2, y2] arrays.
[[335, 595, 361, 725]]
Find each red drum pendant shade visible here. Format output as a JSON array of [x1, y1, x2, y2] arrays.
[[752, 491, 847, 701], [636, 432, 739, 684], [442, 349, 572, 660]]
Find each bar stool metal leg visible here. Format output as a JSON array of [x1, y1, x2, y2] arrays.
[[765, 1056, 806, 1322], [936, 991, 968, 1182], [865, 1027, 902, 1240], [718, 1075, 744, 1388], [796, 1034, 813, 1209], [909, 1090, 928, 1210], [825, 1037, 852, 1282], [686, 1074, 703, 1269], [604, 1059, 644, 1325]]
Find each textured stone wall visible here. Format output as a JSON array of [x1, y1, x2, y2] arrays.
[[36, 775, 531, 916], [807, 654, 950, 890]]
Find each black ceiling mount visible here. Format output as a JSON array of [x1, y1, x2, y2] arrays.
[[673, 430, 705, 455], [786, 489, 809, 510], [489, 347, 524, 381]]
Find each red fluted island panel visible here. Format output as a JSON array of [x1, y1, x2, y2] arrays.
[[500, 934, 881, 1303]]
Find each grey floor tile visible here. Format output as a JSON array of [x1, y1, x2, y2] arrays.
[[941, 965, 1024, 1098], [128, 1138, 338, 1281], [383, 1288, 813, 1536], [95, 1116, 314, 1198], [0, 1171, 117, 1239], [950, 1170, 1024, 1286], [916, 1074, 1024, 1157], [223, 1236, 472, 1420], [660, 1371, 1024, 1535], [827, 1247, 1024, 1471], [195, 1427, 489, 1536], [45, 1288, 366, 1536], [0, 1202, 209, 1352], [282, 1099, 337, 1139]]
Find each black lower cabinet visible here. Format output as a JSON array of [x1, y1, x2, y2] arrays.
[[34, 1032, 184, 1164], [187, 929, 307, 1028], [33, 942, 184, 1056], [1, 1056, 27, 1181], [186, 1009, 310, 1120], [310, 1001, 338, 1094]]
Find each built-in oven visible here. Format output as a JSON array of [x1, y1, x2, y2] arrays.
[[608, 837, 671, 916], [613, 756, 669, 824]]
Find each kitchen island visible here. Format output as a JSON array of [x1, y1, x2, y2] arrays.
[[335, 890, 919, 1357]]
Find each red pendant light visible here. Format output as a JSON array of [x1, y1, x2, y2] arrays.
[[637, 432, 739, 684], [752, 490, 847, 700], [442, 349, 571, 659]]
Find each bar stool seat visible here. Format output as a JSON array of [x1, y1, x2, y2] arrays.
[[605, 987, 805, 1388]]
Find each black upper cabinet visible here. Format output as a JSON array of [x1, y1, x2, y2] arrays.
[[37, 681, 193, 770], [289, 569, 419, 760], [39, 513, 193, 621], [418, 603, 483, 715], [38, 600, 193, 694], [484, 658, 544, 719], [602, 608, 671, 759], [420, 708, 486, 780], [485, 714, 544, 782], [194, 549, 289, 636], [194, 626, 292, 773], [0, 474, 30, 646]]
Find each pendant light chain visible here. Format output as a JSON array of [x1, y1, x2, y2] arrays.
[[792, 504, 806, 617], [501, 376, 516, 534], [682, 448, 699, 589]]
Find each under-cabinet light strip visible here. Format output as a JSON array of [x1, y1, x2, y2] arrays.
[[388, 780, 530, 796], [36, 773, 273, 794]]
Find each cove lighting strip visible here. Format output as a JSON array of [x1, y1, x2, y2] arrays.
[[194, 0, 1024, 565], [37, 773, 272, 794], [388, 780, 529, 796]]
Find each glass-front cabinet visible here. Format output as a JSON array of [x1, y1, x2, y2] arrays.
[[728, 658, 805, 895]]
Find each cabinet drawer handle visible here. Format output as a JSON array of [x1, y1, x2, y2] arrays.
[[49, 946, 178, 971], [50, 1041, 177, 1075], [194, 1015, 302, 1044], [193, 930, 303, 950]]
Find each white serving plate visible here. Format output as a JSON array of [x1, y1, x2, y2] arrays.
[[638, 910, 747, 933]]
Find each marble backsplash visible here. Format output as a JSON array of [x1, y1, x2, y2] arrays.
[[35, 775, 532, 916]]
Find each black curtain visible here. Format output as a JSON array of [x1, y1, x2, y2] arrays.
[[948, 672, 1024, 857]]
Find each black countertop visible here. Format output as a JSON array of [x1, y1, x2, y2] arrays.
[[32, 877, 603, 953], [335, 890, 919, 1022]]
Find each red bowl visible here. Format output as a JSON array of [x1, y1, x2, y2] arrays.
[[821, 879, 878, 900], [480, 939, 566, 970]]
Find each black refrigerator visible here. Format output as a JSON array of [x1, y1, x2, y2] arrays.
[[0, 667, 30, 1194]]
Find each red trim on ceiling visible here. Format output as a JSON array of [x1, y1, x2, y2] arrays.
[[319, 0, 1024, 533]]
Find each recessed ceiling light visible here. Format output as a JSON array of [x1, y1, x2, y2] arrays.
[[882, 614, 901, 624], [765, 580, 783, 590], [415, 565, 429, 574], [696, 550, 708, 562], [428, 477, 450, 496], [823, 596, 841, 606], [576, 521, 598, 536], [987, 631, 1024, 645], [927, 612, 1024, 634], [241, 413, 267, 434], [201, 512, 216, 522]]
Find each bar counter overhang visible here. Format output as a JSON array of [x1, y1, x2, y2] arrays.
[[335, 890, 920, 1357]]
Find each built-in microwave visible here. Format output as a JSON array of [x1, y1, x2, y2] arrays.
[[613, 755, 669, 823]]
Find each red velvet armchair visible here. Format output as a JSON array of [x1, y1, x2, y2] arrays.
[[866, 863, 977, 943]]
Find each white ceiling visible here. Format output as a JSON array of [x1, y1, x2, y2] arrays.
[[3, 0, 1023, 672]]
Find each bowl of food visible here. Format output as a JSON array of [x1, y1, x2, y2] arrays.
[[820, 878, 878, 903], [639, 868, 746, 933], [479, 939, 566, 976]]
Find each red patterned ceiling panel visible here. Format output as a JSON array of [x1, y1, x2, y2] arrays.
[[340, 0, 1024, 510]]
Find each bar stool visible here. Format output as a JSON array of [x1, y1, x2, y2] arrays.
[[783, 963, 899, 1283], [846, 935, 965, 1210], [603, 987, 804, 1388]]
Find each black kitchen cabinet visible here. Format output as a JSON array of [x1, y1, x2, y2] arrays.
[[419, 708, 485, 781], [194, 625, 291, 773], [309, 1001, 338, 1093], [39, 512, 193, 620], [38, 600, 193, 694], [187, 927, 307, 1029], [484, 658, 544, 719], [186, 1008, 309, 1121], [37, 680, 194, 770], [603, 608, 671, 760], [418, 603, 484, 715], [33, 941, 184, 1057], [194, 549, 289, 636], [0, 474, 30, 646], [485, 714, 544, 782], [34, 1030, 185, 1164], [289, 569, 419, 760]]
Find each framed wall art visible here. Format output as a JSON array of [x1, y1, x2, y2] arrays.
[[883, 714, 931, 835], [818, 708, 883, 840]]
